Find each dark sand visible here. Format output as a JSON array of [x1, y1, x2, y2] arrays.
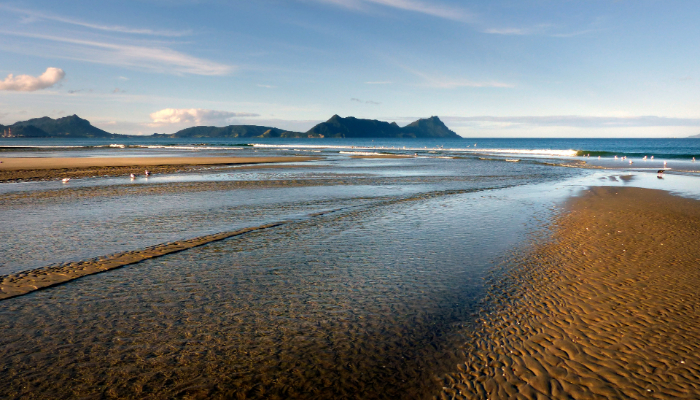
[[0, 222, 289, 300], [440, 186, 700, 399], [0, 156, 319, 182]]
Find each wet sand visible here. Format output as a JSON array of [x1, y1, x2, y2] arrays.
[[0, 222, 290, 301], [440, 186, 700, 399], [0, 156, 319, 182]]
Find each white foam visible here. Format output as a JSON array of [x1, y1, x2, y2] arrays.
[[252, 143, 577, 158], [139, 145, 244, 150], [339, 151, 383, 155]]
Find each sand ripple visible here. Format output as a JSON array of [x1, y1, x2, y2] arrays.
[[440, 187, 700, 399]]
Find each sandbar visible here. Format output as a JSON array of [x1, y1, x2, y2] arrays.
[[0, 156, 319, 182], [441, 186, 700, 399], [0, 222, 287, 300]]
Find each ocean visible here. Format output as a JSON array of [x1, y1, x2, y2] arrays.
[[1, 137, 699, 399]]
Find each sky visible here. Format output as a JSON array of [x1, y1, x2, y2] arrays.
[[1, 0, 699, 137]]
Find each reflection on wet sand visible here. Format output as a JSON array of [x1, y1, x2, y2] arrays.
[[0, 188, 543, 399]]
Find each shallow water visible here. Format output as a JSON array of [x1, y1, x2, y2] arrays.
[[1, 185, 554, 399], [0, 157, 571, 274], [3, 150, 699, 399]]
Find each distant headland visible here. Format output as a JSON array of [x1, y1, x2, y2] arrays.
[[1, 114, 462, 139]]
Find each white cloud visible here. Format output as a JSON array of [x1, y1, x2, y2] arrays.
[[149, 108, 261, 126], [483, 27, 531, 35], [0, 67, 65, 91], [313, 0, 474, 22], [2, 5, 191, 37], [0, 31, 233, 76]]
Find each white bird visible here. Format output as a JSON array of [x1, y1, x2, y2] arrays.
[[145, 170, 151, 176], [62, 178, 70, 183], [130, 173, 136, 179], [629, 160, 633, 164]]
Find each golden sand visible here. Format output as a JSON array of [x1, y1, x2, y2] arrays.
[[441, 186, 700, 399], [0, 156, 319, 181]]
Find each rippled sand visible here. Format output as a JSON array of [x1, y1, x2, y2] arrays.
[[441, 187, 700, 399]]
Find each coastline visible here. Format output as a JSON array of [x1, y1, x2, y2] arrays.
[[0, 156, 319, 182], [440, 186, 700, 399]]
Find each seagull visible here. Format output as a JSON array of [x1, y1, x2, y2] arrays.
[[130, 173, 136, 179], [145, 170, 151, 176], [629, 160, 633, 164], [62, 178, 70, 183], [657, 170, 665, 177]]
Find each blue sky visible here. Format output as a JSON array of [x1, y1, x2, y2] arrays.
[[1, 0, 699, 137]]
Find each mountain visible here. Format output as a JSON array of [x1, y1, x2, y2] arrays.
[[1, 115, 118, 138], [166, 125, 315, 138], [401, 116, 459, 138], [305, 115, 461, 138], [689, 133, 700, 138]]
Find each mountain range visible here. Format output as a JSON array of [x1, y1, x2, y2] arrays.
[[2, 114, 461, 139]]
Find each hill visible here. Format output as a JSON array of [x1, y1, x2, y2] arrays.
[[1, 114, 462, 139], [688, 133, 700, 138], [304, 115, 460, 139], [1, 115, 118, 138], [166, 125, 315, 138]]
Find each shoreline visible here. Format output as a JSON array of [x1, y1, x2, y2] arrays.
[[0, 156, 320, 182], [440, 186, 700, 399]]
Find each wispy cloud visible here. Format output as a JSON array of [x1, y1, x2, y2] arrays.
[[351, 97, 380, 105], [257, 84, 276, 88], [0, 67, 65, 91], [149, 108, 260, 126], [2, 5, 191, 37], [399, 64, 513, 89], [0, 31, 233, 76], [442, 115, 700, 128], [483, 27, 533, 35], [312, 0, 474, 23]]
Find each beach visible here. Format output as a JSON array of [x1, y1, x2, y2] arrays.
[[1, 144, 699, 399], [441, 186, 700, 399], [0, 156, 318, 182]]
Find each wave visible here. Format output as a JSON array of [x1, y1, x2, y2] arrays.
[[138, 145, 245, 151], [576, 150, 700, 159], [253, 143, 578, 157], [338, 151, 384, 155]]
